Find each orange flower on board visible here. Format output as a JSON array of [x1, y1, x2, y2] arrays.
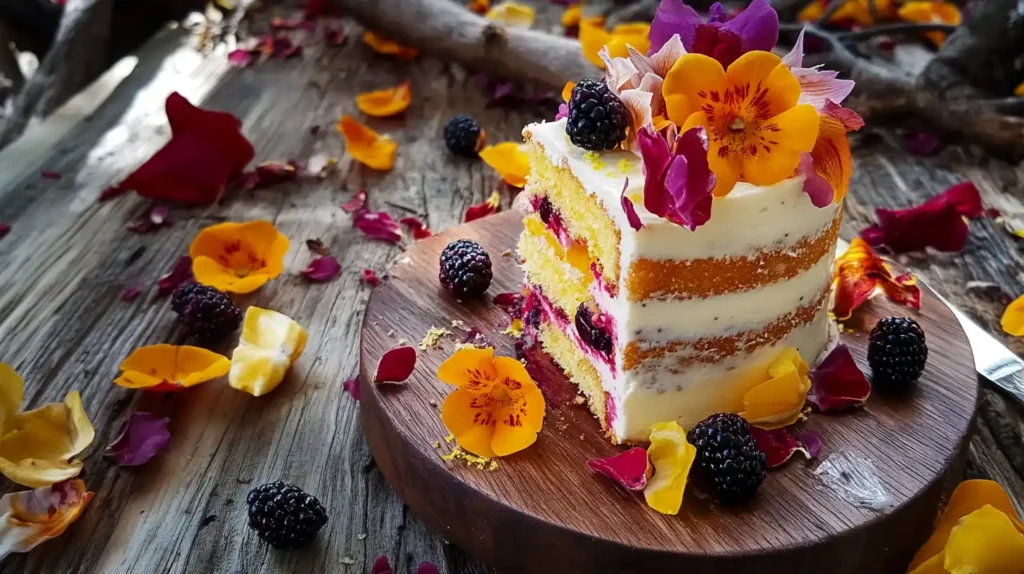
[[479, 142, 530, 187], [663, 51, 820, 196], [190, 220, 289, 293], [438, 347, 545, 457], [579, 18, 651, 69], [356, 81, 412, 118], [908, 480, 1024, 573], [740, 348, 811, 429], [362, 31, 418, 59], [338, 115, 398, 171], [798, 0, 896, 26], [898, 1, 962, 47], [115, 344, 231, 392]]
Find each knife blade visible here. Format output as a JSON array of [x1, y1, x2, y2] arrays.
[[835, 239, 1024, 404]]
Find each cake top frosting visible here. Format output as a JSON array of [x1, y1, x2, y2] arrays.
[[562, 0, 863, 232]]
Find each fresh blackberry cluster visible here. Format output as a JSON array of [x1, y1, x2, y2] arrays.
[[687, 413, 767, 503], [566, 78, 629, 152], [246, 481, 328, 549], [439, 239, 493, 299], [575, 301, 613, 356], [443, 115, 486, 157], [171, 283, 241, 345], [867, 316, 928, 390]]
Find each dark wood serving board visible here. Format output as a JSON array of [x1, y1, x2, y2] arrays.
[[358, 210, 978, 574]]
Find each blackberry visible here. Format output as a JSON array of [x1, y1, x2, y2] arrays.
[[246, 481, 328, 549], [536, 196, 555, 225], [687, 413, 767, 503], [868, 316, 928, 389], [566, 78, 629, 151], [439, 239, 492, 298], [575, 301, 613, 356], [443, 115, 486, 157], [171, 283, 242, 345]]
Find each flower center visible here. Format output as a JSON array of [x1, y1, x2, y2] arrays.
[[233, 266, 251, 277], [489, 384, 514, 408], [729, 117, 746, 131]]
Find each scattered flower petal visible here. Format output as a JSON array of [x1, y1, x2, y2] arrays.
[[301, 255, 342, 282], [362, 32, 418, 59], [103, 412, 170, 466], [375, 346, 417, 384], [362, 268, 381, 287], [1001, 294, 1024, 336], [898, 1, 961, 47], [740, 348, 811, 429], [157, 256, 194, 296], [798, 430, 822, 459], [356, 81, 413, 118], [555, 102, 569, 120], [561, 5, 582, 32], [0, 223, 8, 240], [588, 447, 651, 491], [326, 27, 347, 46], [808, 344, 871, 411], [400, 216, 432, 239], [337, 115, 397, 171], [832, 238, 921, 320], [620, 178, 643, 230], [0, 479, 93, 559], [229, 307, 308, 396], [343, 376, 360, 400], [121, 279, 144, 301], [415, 563, 439, 574], [306, 238, 331, 256], [354, 210, 403, 243], [579, 18, 651, 68], [190, 220, 289, 294], [465, 192, 501, 222], [905, 131, 941, 156], [227, 49, 256, 67], [371, 555, 392, 574], [97, 185, 126, 202], [750, 427, 818, 469], [40, 170, 61, 180], [241, 161, 299, 191], [859, 182, 983, 254], [341, 188, 368, 213], [111, 92, 254, 206], [479, 143, 530, 187], [469, 0, 490, 15], [486, 1, 536, 28], [643, 421, 696, 515], [115, 345, 231, 392]]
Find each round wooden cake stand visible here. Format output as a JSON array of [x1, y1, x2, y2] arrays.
[[358, 211, 978, 574]]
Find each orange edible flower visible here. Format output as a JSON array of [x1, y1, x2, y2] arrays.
[[799, 0, 896, 27], [338, 115, 398, 171], [190, 220, 289, 293], [356, 81, 412, 118], [579, 18, 651, 69], [362, 31, 419, 59], [740, 348, 811, 429], [115, 344, 231, 392], [468, 0, 489, 15], [1001, 294, 1024, 336], [1015, 82, 1024, 97], [909, 480, 1024, 573], [479, 142, 530, 187], [898, 1, 961, 47], [832, 238, 921, 320], [438, 347, 545, 457], [0, 479, 94, 558], [663, 51, 820, 196], [561, 5, 583, 30], [485, 1, 536, 28], [808, 103, 860, 203]]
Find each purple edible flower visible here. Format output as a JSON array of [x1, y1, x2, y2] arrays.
[[104, 412, 171, 466], [649, 0, 779, 66], [638, 126, 716, 231]]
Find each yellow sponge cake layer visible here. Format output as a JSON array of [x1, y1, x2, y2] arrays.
[[537, 321, 610, 437], [518, 214, 591, 315]]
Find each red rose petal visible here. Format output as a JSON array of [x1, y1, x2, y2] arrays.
[[833, 239, 921, 319], [115, 93, 255, 206], [619, 179, 643, 231], [808, 344, 871, 411], [98, 185, 127, 202], [41, 170, 61, 180], [121, 279, 144, 301], [362, 268, 381, 287], [399, 216, 432, 239], [343, 376, 360, 400], [464, 193, 500, 222], [305, 0, 326, 19], [227, 49, 256, 67], [157, 256, 194, 296], [415, 562, 439, 574], [374, 346, 416, 384], [340, 189, 368, 213], [750, 427, 821, 469], [859, 182, 983, 254], [371, 556, 392, 574], [103, 412, 171, 466], [587, 447, 650, 491], [354, 210, 403, 244], [301, 255, 341, 282]]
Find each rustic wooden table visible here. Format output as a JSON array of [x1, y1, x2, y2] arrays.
[[0, 8, 1022, 573]]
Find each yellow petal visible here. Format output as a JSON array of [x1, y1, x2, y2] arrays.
[[1002, 294, 1024, 336], [740, 348, 811, 430], [643, 421, 696, 515], [479, 142, 530, 187], [485, 1, 535, 28], [229, 307, 307, 396], [0, 391, 95, 488], [437, 346, 497, 389], [362, 31, 419, 59], [0, 364, 25, 430], [337, 115, 398, 171], [189, 220, 289, 294], [561, 81, 575, 103], [579, 17, 611, 68], [908, 553, 948, 574], [663, 53, 725, 124], [441, 387, 497, 457], [943, 505, 1024, 573], [0, 479, 94, 556], [741, 104, 820, 186], [356, 81, 412, 118], [561, 5, 582, 29]]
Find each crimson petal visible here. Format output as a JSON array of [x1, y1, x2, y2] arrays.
[[859, 182, 983, 254], [343, 376, 360, 400], [808, 344, 871, 411], [340, 189, 368, 213], [750, 427, 820, 469], [157, 256, 194, 296], [587, 447, 650, 491], [354, 210, 404, 244], [619, 178, 643, 231], [400, 216, 433, 239], [362, 268, 381, 287], [374, 346, 416, 384], [371, 556, 392, 574], [301, 255, 341, 282]]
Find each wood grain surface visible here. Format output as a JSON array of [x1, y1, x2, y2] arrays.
[[359, 210, 978, 573], [0, 2, 1021, 572]]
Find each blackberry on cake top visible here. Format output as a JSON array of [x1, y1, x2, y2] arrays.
[[868, 316, 928, 390], [444, 115, 486, 157], [687, 413, 767, 503], [439, 238, 492, 298], [566, 79, 629, 152]]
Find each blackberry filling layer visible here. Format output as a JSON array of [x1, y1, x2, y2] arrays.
[[575, 301, 614, 357]]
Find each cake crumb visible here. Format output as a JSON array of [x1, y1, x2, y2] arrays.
[[386, 329, 396, 338], [419, 326, 453, 350], [357, 533, 367, 540], [432, 441, 441, 448], [617, 158, 632, 174], [501, 248, 513, 257], [444, 433, 456, 444], [502, 318, 524, 338], [573, 396, 585, 405], [397, 338, 407, 346], [440, 445, 499, 471], [429, 399, 438, 407], [341, 557, 356, 566], [450, 319, 467, 331]]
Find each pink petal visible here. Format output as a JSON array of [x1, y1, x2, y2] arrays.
[[587, 447, 650, 491], [555, 102, 569, 121], [40, 170, 61, 180], [794, 69, 856, 109], [371, 556, 392, 574], [808, 344, 871, 411], [798, 153, 834, 208], [343, 376, 360, 400], [750, 427, 819, 469], [241, 161, 299, 191], [98, 185, 127, 202], [301, 255, 342, 282], [797, 430, 822, 459], [781, 26, 805, 68], [227, 49, 256, 67], [157, 256, 194, 296], [103, 412, 171, 466], [400, 216, 433, 239], [415, 563, 439, 574], [362, 268, 381, 287], [822, 100, 864, 130], [374, 346, 416, 384], [619, 178, 643, 231], [354, 210, 404, 244], [121, 279, 144, 301], [340, 188, 368, 213], [0, 480, 93, 556]]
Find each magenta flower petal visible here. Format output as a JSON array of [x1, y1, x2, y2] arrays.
[[104, 412, 171, 466], [415, 563, 439, 574], [228, 49, 256, 67], [354, 210, 404, 244], [859, 182, 982, 253], [751, 427, 821, 469], [340, 188, 368, 213], [121, 279, 144, 301], [157, 256, 193, 296], [707, 2, 729, 22], [808, 344, 871, 411], [640, 126, 715, 231], [343, 376, 360, 400], [905, 131, 941, 156], [797, 430, 822, 459], [301, 255, 342, 282], [721, 0, 779, 53], [619, 178, 643, 231], [587, 447, 650, 491], [639, 127, 673, 217], [362, 268, 381, 287], [649, 0, 702, 53], [555, 102, 569, 121], [400, 216, 432, 239], [374, 346, 417, 384], [798, 153, 834, 208], [371, 556, 392, 574], [0, 223, 9, 240]]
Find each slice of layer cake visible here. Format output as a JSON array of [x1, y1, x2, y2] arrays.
[[517, 20, 859, 443]]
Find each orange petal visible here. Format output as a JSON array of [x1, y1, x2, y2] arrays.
[[740, 349, 810, 429], [811, 112, 854, 202], [561, 81, 575, 103], [561, 5, 582, 29], [797, 1, 824, 21], [189, 220, 289, 294], [356, 81, 412, 118], [437, 346, 497, 390], [909, 479, 1024, 570], [579, 17, 611, 68], [468, 0, 490, 15], [116, 344, 230, 391], [663, 53, 726, 124], [724, 51, 796, 118], [337, 115, 397, 171], [741, 104, 820, 186], [1015, 82, 1024, 98], [362, 31, 419, 59], [942, 505, 1024, 572], [1002, 294, 1024, 336], [441, 388, 497, 457], [485, 1, 536, 28], [479, 142, 530, 187]]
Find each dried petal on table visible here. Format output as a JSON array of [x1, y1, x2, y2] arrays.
[[860, 182, 983, 254], [337, 115, 397, 171], [354, 210, 404, 244], [479, 143, 530, 187], [362, 268, 381, 287], [0, 479, 94, 559], [305, 238, 331, 256], [341, 189, 368, 213], [807, 344, 870, 411], [241, 161, 299, 191], [588, 447, 651, 491], [115, 345, 231, 392], [400, 216, 432, 239], [189, 220, 289, 294], [832, 238, 921, 320], [157, 255, 194, 296], [301, 255, 341, 282], [362, 31, 419, 59], [343, 376, 360, 400], [356, 81, 412, 118], [374, 346, 417, 384], [104, 412, 171, 466], [464, 192, 501, 222]]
